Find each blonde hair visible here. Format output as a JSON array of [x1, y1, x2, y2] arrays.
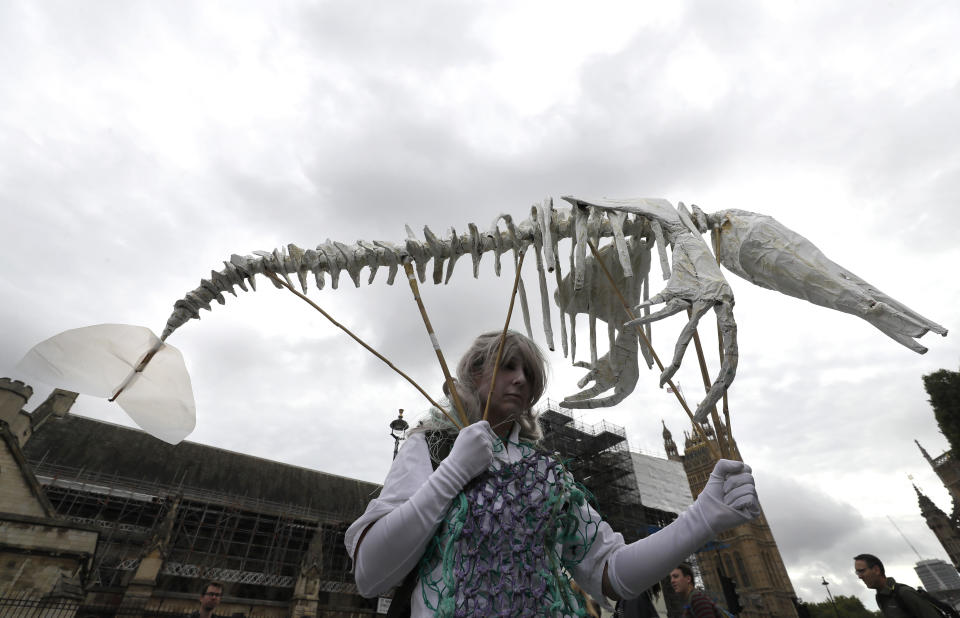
[[415, 330, 547, 441]]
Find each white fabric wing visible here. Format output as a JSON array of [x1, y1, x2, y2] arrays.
[[16, 324, 196, 444], [17, 324, 160, 397], [115, 342, 196, 445]]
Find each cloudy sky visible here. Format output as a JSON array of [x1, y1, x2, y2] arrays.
[[2, 0, 959, 609]]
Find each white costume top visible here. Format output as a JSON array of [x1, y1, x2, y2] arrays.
[[345, 424, 626, 616]]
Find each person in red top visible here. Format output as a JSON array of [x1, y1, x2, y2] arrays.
[[671, 563, 719, 618]]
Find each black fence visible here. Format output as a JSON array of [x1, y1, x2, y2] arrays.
[[0, 596, 273, 618]]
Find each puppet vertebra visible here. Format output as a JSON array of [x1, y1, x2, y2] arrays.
[[161, 197, 946, 422]]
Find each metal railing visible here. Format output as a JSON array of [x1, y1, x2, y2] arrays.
[[0, 594, 276, 617], [30, 460, 354, 523]]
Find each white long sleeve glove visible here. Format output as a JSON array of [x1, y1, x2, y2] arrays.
[[607, 459, 760, 600], [354, 421, 496, 597]]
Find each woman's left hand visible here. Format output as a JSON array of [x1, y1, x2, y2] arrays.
[[697, 459, 760, 531]]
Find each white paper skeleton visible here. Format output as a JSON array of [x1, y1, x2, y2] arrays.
[[18, 197, 947, 444]]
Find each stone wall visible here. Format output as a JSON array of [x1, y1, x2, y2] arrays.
[[0, 515, 98, 598], [0, 378, 33, 447], [0, 439, 47, 518]]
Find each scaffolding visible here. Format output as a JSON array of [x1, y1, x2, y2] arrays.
[[28, 460, 361, 603], [537, 402, 648, 543], [18, 405, 661, 613], [39, 479, 168, 589], [160, 498, 316, 598]]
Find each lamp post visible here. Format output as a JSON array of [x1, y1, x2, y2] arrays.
[[389, 409, 409, 459], [821, 576, 840, 618]]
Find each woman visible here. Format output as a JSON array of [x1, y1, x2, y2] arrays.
[[346, 331, 759, 616]]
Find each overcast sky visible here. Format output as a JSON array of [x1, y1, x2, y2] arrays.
[[2, 0, 959, 609]]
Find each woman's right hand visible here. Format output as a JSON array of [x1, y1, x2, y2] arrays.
[[352, 422, 497, 597], [441, 420, 496, 486]]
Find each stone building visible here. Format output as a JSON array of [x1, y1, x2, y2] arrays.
[[917, 440, 960, 505], [3, 375, 762, 616], [1, 384, 667, 616], [913, 485, 960, 570], [663, 420, 799, 617], [915, 440, 960, 571], [0, 377, 380, 617], [1, 378, 101, 615]]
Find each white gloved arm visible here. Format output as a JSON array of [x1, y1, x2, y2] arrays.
[[353, 421, 495, 597], [605, 459, 760, 600]]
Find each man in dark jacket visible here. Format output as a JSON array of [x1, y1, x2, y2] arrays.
[[189, 581, 223, 618], [854, 553, 941, 618]]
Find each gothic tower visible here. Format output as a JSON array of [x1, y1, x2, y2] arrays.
[[666, 419, 798, 618], [915, 484, 960, 569], [917, 440, 960, 506], [663, 420, 680, 461]]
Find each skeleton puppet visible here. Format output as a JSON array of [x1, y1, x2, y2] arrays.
[[18, 197, 947, 443]]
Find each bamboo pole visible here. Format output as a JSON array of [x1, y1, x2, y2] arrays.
[[265, 271, 463, 429], [108, 343, 163, 402], [482, 248, 528, 423], [401, 261, 471, 428], [711, 228, 738, 458], [688, 318, 731, 460], [586, 241, 720, 459]]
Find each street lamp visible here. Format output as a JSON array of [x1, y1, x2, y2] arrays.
[[389, 409, 409, 459], [821, 576, 840, 618]]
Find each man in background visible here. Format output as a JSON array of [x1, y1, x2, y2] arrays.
[[671, 563, 719, 618], [190, 581, 223, 618], [854, 553, 940, 618]]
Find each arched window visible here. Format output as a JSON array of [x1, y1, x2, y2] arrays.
[[762, 552, 778, 586], [735, 552, 751, 587]]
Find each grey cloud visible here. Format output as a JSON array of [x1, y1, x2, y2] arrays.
[[296, 0, 493, 71], [1, 6, 959, 608], [756, 471, 946, 605], [759, 472, 865, 562]]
